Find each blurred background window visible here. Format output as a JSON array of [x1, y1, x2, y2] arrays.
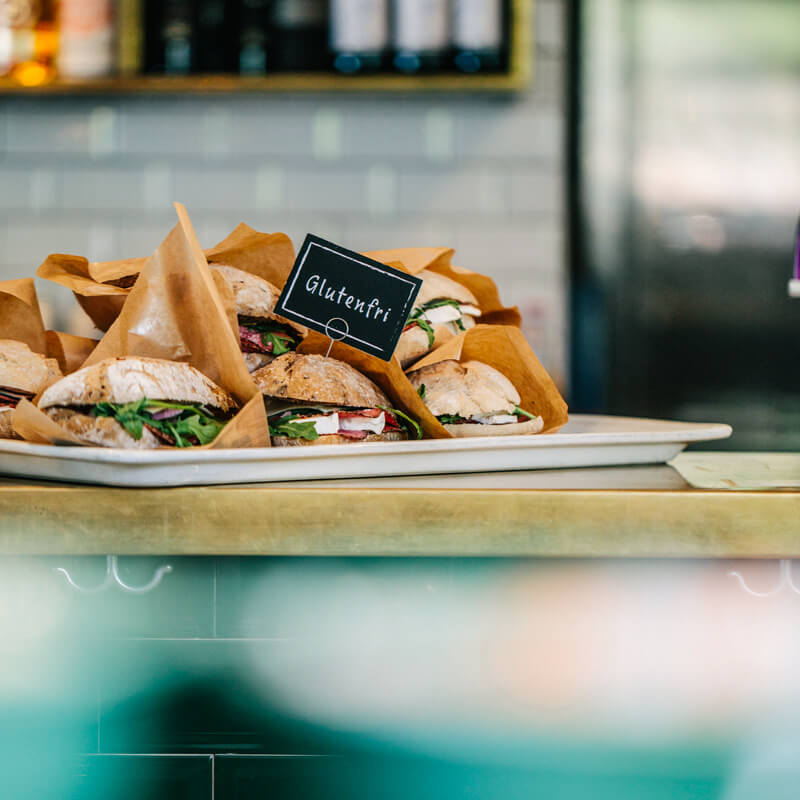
[[572, 0, 800, 450]]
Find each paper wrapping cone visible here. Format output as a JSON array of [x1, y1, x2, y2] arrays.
[[0, 278, 48, 355], [15, 204, 269, 449], [37, 223, 296, 332], [408, 325, 569, 434], [204, 223, 295, 286], [45, 331, 98, 374], [365, 247, 522, 327], [297, 332, 450, 439]]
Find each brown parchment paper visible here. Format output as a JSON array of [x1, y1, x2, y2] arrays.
[[0, 278, 48, 354], [408, 325, 569, 434], [297, 332, 450, 439], [365, 247, 522, 327], [45, 331, 98, 374], [37, 222, 296, 332], [15, 204, 269, 449]]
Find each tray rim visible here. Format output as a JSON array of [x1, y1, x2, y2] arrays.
[[0, 413, 732, 466]]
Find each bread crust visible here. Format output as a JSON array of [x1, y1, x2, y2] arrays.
[[44, 407, 163, 449], [0, 408, 17, 440], [442, 417, 544, 438], [395, 314, 476, 368], [408, 359, 521, 418], [243, 352, 274, 373], [394, 325, 431, 369], [0, 340, 62, 394], [213, 264, 306, 336], [38, 357, 236, 412], [271, 429, 407, 447], [416, 269, 478, 307], [252, 353, 389, 408]]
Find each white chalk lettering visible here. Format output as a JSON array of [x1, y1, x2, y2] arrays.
[[302, 274, 394, 324]]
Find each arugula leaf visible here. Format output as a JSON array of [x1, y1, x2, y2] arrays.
[[379, 406, 422, 440], [416, 384, 426, 400], [260, 332, 293, 356], [269, 420, 319, 440], [268, 409, 326, 441], [405, 299, 465, 349], [92, 398, 226, 447], [240, 318, 298, 354], [514, 405, 537, 421], [421, 299, 462, 311], [94, 399, 147, 440], [405, 316, 435, 347], [167, 413, 226, 446], [437, 414, 468, 425]]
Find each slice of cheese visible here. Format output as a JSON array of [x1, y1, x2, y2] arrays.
[[286, 412, 339, 436], [459, 304, 481, 318], [339, 412, 386, 435], [421, 305, 462, 324], [471, 413, 519, 425]]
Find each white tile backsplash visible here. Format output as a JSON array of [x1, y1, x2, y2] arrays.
[[0, 1, 568, 384]]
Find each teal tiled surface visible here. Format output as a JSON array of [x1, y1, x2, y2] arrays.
[[6, 555, 800, 798], [214, 753, 726, 800], [96, 639, 322, 755]]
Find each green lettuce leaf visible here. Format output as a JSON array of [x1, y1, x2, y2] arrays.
[[514, 405, 537, 421], [92, 398, 227, 447], [380, 406, 422, 440], [437, 414, 468, 425], [269, 420, 320, 440], [260, 332, 293, 356]]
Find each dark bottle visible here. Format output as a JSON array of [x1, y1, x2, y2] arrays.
[[330, 0, 388, 74], [238, 0, 270, 74], [145, 0, 195, 74], [270, 0, 328, 71], [452, 0, 505, 73], [196, 0, 236, 73], [393, 0, 449, 74]]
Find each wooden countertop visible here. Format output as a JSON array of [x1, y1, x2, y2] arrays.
[[1, 454, 798, 558]]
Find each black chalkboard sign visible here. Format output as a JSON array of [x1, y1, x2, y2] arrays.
[[275, 235, 422, 361]]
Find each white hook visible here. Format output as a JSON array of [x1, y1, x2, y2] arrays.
[[54, 556, 173, 595], [54, 555, 115, 594], [728, 559, 800, 598]]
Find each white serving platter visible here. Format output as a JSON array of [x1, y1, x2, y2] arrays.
[[0, 414, 732, 488]]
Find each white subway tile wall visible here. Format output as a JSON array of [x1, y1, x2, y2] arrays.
[[0, 0, 567, 386]]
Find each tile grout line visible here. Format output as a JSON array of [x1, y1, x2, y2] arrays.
[[212, 559, 217, 638]]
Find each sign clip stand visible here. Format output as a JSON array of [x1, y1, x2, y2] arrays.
[[323, 317, 349, 359]]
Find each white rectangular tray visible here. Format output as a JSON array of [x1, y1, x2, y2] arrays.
[[0, 415, 731, 488]]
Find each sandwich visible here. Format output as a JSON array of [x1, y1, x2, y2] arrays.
[[37, 356, 237, 449], [212, 264, 307, 372], [397, 270, 481, 367], [407, 359, 543, 437], [0, 340, 62, 439], [252, 352, 420, 446]]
